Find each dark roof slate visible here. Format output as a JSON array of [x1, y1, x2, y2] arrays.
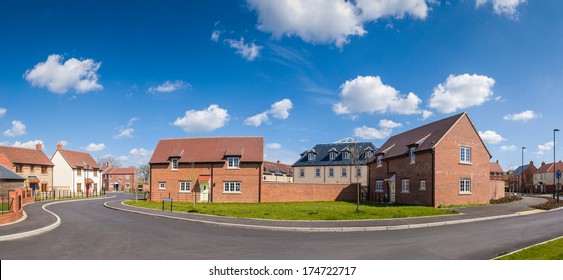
[[292, 142, 377, 167], [0, 164, 25, 181]]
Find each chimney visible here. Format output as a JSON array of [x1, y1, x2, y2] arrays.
[[277, 160, 280, 164], [57, 143, 63, 150], [107, 162, 111, 168], [36, 142, 42, 151], [530, 160, 534, 165], [542, 161, 545, 166], [496, 160, 499, 163]]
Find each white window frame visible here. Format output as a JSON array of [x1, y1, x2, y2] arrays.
[[341, 167, 347, 177], [410, 147, 416, 164], [342, 152, 350, 160], [126, 175, 130, 179], [329, 152, 336, 160], [227, 157, 240, 169], [179, 181, 191, 192], [171, 158, 179, 170], [460, 179, 471, 194], [159, 182, 166, 190], [376, 180, 384, 192], [460, 147, 471, 164], [365, 151, 372, 159], [126, 183, 130, 189], [420, 180, 426, 191], [308, 153, 315, 161], [315, 168, 321, 177], [299, 168, 305, 177], [223, 182, 241, 193], [118, 177, 123, 182], [355, 167, 361, 177], [401, 179, 410, 193], [376, 155, 382, 167], [328, 168, 334, 177]]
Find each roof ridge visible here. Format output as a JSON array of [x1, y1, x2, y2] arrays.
[[159, 136, 263, 141]]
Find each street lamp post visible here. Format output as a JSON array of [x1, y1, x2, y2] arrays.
[[521, 147, 526, 196], [554, 129, 559, 199]]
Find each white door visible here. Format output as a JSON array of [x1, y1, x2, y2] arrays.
[[389, 175, 396, 203], [199, 182, 209, 202]]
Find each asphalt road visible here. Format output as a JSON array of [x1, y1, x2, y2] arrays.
[[0, 194, 562, 260]]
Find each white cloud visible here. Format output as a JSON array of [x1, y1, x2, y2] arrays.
[[86, 143, 105, 152], [269, 99, 293, 119], [114, 127, 134, 139], [478, 130, 506, 145], [127, 117, 139, 127], [118, 148, 153, 166], [538, 141, 554, 152], [421, 110, 433, 120], [476, 0, 526, 17], [503, 110, 538, 122], [333, 75, 421, 116], [12, 140, 43, 149], [58, 140, 69, 147], [247, 0, 430, 47], [428, 74, 495, 114], [211, 30, 221, 42], [130, 148, 152, 158], [24, 54, 102, 94], [244, 112, 269, 127], [173, 104, 229, 133], [379, 119, 402, 129], [244, 99, 293, 127], [500, 145, 517, 151], [0, 108, 6, 117], [353, 125, 392, 140], [148, 80, 191, 93], [266, 143, 282, 150], [224, 37, 262, 61], [3, 120, 26, 137]]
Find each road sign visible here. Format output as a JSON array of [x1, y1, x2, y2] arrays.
[[556, 170, 562, 179]]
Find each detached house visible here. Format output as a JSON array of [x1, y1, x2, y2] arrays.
[[533, 161, 563, 194], [149, 136, 263, 202], [0, 143, 54, 194], [51, 144, 102, 195], [101, 164, 136, 191], [368, 112, 503, 207], [509, 161, 537, 193]]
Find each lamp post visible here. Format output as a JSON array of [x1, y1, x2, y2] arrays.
[[554, 129, 559, 199], [521, 147, 526, 196]]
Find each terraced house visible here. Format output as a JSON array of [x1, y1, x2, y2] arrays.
[[368, 112, 504, 207], [0, 143, 54, 194], [149, 136, 263, 202]]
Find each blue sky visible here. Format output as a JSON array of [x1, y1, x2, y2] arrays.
[[0, 0, 561, 170]]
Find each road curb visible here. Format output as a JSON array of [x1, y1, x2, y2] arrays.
[[492, 235, 563, 259], [105, 200, 529, 233], [0, 196, 116, 242]]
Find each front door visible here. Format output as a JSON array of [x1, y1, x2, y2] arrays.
[[86, 184, 90, 196], [199, 181, 209, 202], [389, 175, 396, 203], [30, 183, 37, 195], [114, 184, 119, 191]]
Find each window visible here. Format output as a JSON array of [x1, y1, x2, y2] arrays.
[[299, 168, 305, 177], [315, 168, 321, 177], [171, 158, 179, 170], [77, 183, 82, 191], [110, 175, 113, 179], [410, 147, 416, 163], [328, 168, 334, 177], [329, 152, 336, 160], [401, 179, 410, 193], [342, 152, 350, 160], [227, 157, 240, 169], [460, 147, 471, 164], [15, 165, 23, 173], [41, 166, 48, 174], [341, 167, 347, 177], [420, 180, 426, 191], [308, 153, 316, 161], [125, 183, 130, 189], [376, 155, 382, 167], [355, 167, 361, 177], [126, 175, 130, 179], [224, 182, 241, 193], [93, 170, 97, 177], [460, 179, 471, 194], [180, 181, 190, 192], [159, 182, 166, 190], [30, 165, 35, 172], [376, 180, 383, 192], [94, 183, 98, 190], [118, 177, 123, 182], [77, 168, 82, 176]]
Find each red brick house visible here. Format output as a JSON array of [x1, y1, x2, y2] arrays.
[[490, 160, 504, 181], [149, 136, 263, 202], [508, 161, 537, 193], [0, 143, 54, 194], [368, 112, 503, 207], [101, 164, 136, 192]]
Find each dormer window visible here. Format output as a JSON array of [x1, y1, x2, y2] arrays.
[[329, 152, 336, 160], [342, 151, 350, 160], [307, 149, 317, 161], [171, 158, 179, 170], [365, 150, 372, 159], [410, 147, 416, 163], [376, 155, 382, 167], [228, 157, 240, 169]]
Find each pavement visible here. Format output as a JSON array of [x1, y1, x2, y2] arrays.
[[0, 194, 558, 240]]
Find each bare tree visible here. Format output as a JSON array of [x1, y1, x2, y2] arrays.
[[97, 156, 122, 168], [137, 164, 150, 185], [346, 141, 364, 212]]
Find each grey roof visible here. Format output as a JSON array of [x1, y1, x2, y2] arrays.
[[292, 142, 377, 167], [0, 164, 25, 181], [512, 165, 530, 176]]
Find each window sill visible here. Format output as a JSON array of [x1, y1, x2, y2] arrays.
[[420, 188, 426, 191], [459, 162, 472, 166], [401, 191, 410, 194], [459, 192, 472, 195], [227, 167, 241, 170], [179, 191, 191, 193], [375, 190, 384, 193], [223, 192, 241, 194]]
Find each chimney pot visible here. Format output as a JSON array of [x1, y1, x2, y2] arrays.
[[57, 143, 63, 150], [277, 160, 280, 163], [36, 142, 42, 151]]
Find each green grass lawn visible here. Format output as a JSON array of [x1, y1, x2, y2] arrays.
[[0, 202, 9, 213], [497, 237, 563, 260], [124, 200, 458, 220]]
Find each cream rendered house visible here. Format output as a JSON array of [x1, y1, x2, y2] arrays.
[[50, 144, 102, 194]]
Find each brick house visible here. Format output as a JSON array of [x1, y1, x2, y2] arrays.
[[51, 143, 102, 195], [149, 136, 263, 202], [0, 143, 54, 194], [263, 161, 293, 182], [532, 161, 563, 194], [101, 164, 136, 192], [0, 163, 25, 194], [490, 160, 504, 181], [508, 161, 537, 193], [368, 112, 502, 207]]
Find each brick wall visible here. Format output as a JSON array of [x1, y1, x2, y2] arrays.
[[261, 182, 356, 202], [0, 188, 34, 225]]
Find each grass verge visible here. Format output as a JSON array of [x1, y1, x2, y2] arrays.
[[124, 200, 457, 220], [497, 237, 563, 260]]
